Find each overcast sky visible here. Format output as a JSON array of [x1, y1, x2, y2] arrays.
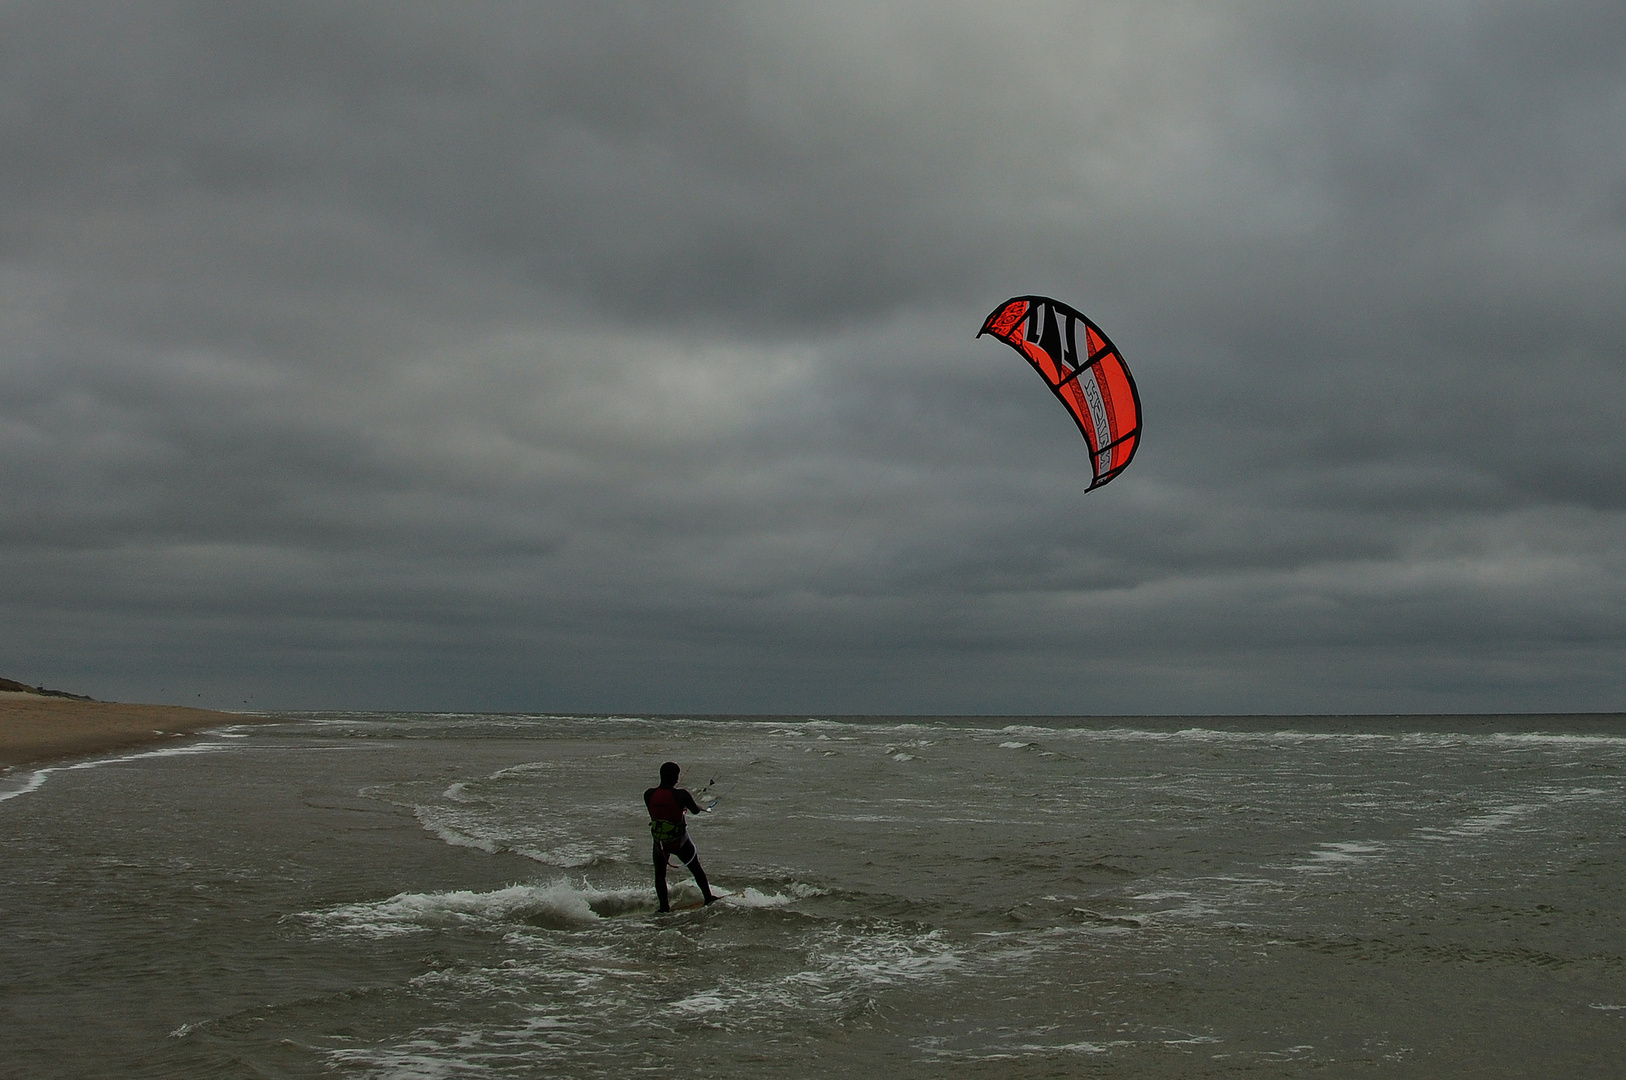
[[4, 1, 1624, 714]]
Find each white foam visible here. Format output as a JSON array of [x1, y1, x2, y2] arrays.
[[414, 807, 503, 854], [410, 799, 629, 868], [510, 842, 627, 869], [1004, 1040, 1110, 1055], [1487, 732, 1626, 748], [205, 724, 262, 738], [1124, 890, 1225, 923], [293, 879, 654, 938], [725, 884, 822, 908], [0, 769, 50, 802], [329, 1042, 487, 1079], [793, 927, 963, 989], [0, 740, 231, 802], [986, 723, 1626, 753], [1293, 841, 1386, 871], [487, 759, 571, 779], [669, 989, 731, 1014], [301, 884, 990, 1078], [921, 1032, 1118, 1060], [1418, 804, 1536, 841]]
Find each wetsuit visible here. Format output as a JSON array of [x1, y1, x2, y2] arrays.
[[644, 783, 715, 910]]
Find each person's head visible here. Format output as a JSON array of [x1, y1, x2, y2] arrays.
[[659, 761, 680, 786]]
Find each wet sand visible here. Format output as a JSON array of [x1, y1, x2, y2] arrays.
[[0, 692, 272, 768]]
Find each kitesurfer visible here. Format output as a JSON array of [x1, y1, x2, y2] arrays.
[[644, 761, 717, 912]]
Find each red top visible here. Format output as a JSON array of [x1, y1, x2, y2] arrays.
[[644, 785, 702, 835]]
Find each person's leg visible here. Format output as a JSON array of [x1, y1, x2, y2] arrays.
[[674, 837, 716, 903], [652, 842, 671, 911], [690, 858, 716, 904]]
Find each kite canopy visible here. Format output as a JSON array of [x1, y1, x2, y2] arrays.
[[977, 295, 1142, 491]]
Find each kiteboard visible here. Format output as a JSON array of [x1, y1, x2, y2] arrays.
[[665, 887, 732, 914]]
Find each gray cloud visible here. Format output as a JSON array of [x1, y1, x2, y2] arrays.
[[3, 1, 1623, 713]]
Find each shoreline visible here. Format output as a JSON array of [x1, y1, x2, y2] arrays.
[[0, 694, 279, 770]]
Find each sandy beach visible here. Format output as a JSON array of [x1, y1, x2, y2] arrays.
[[0, 692, 269, 768]]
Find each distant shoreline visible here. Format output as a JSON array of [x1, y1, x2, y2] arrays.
[[0, 693, 277, 769]]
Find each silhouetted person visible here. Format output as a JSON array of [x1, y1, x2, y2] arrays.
[[644, 761, 716, 912]]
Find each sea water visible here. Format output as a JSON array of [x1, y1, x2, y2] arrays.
[[2, 713, 1624, 1078]]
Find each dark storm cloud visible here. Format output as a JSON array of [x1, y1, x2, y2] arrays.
[[2, 1, 1623, 712]]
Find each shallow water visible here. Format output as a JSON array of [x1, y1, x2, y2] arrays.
[[3, 713, 1624, 1077]]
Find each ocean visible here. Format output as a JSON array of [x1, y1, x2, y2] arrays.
[[3, 713, 1623, 1078]]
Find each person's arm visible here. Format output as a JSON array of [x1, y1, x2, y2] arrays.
[[677, 789, 704, 815]]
